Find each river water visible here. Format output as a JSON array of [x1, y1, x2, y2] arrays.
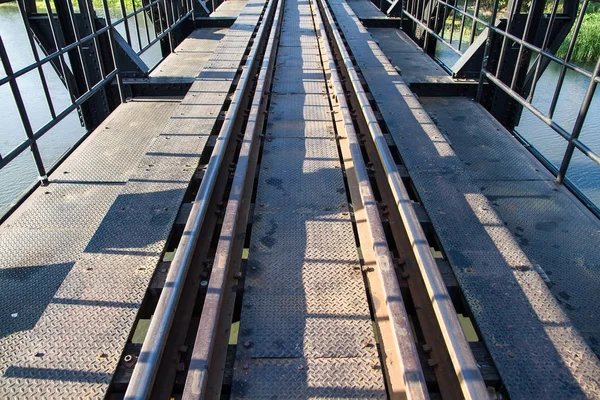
[[436, 44, 600, 206], [1, 4, 599, 213], [0, 3, 163, 213]]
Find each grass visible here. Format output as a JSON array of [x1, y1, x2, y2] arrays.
[[439, 4, 600, 64], [557, 10, 600, 64], [0, 0, 144, 12]]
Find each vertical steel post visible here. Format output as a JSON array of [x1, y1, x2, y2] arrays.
[[0, 37, 48, 185], [476, 0, 499, 103], [556, 58, 600, 183], [549, 0, 589, 118], [16, 0, 57, 119], [120, 0, 133, 46], [526, 0, 560, 102], [101, 0, 126, 103]]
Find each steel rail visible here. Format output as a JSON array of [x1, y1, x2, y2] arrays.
[[312, 2, 428, 398], [317, 0, 489, 398], [181, 0, 283, 396], [123, 0, 277, 397]]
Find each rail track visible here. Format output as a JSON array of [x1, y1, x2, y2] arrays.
[[111, 0, 501, 398]]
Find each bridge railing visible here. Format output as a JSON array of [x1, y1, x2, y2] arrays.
[[0, 0, 195, 214], [378, 0, 600, 214]]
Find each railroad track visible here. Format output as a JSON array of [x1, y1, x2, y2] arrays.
[[112, 0, 498, 398]]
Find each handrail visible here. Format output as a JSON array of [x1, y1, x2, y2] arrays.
[[0, 0, 195, 219], [391, 0, 600, 213]]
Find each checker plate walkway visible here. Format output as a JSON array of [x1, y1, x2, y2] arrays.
[[1, 0, 600, 398], [230, 0, 386, 396], [0, 0, 266, 396]]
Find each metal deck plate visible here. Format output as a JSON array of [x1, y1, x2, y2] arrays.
[[232, 358, 385, 399], [421, 97, 600, 356], [345, 0, 385, 19], [0, 0, 267, 396], [242, 209, 376, 358], [0, 100, 179, 398], [421, 97, 549, 181], [368, 28, 453, 84], [255, 137, 347, 210], [232, 0, 385, 396], [269, 93, 332, 124], [328, 1, 600, 398], [272, 69, 328, 93], [150, 28, 227, 79], [211, 0, 249, 18]]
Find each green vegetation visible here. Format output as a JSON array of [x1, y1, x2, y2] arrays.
[[438, 1, 600, 64], [557, 10, 600, 63], [0, 0, 144, 13]]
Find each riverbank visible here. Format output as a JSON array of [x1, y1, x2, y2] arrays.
[[557, 8, 600, 63]]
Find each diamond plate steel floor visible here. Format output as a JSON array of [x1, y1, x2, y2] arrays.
[[0, 0, 267, 397], [327, 0, 600, 399], [211, 0, 249, 18], [421, 97, 600, 356], [231, 0, 385, 397], [367, 28, 453, 85], [150, 28, 228, 79]]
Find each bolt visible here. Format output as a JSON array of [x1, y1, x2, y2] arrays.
[[243, 341, 252, 348], [243, 363, 250, 370], [422, 344, 432, 352], [200, 280, 208, 287], [428, 359, 438, 367], [124, 354, 133, 363], [297, 364, 304, 371], [401, 271, 410, 279], [394, 258, 406, 267]]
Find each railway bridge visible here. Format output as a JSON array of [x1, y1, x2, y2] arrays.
[[0, 0, 599, 397]]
